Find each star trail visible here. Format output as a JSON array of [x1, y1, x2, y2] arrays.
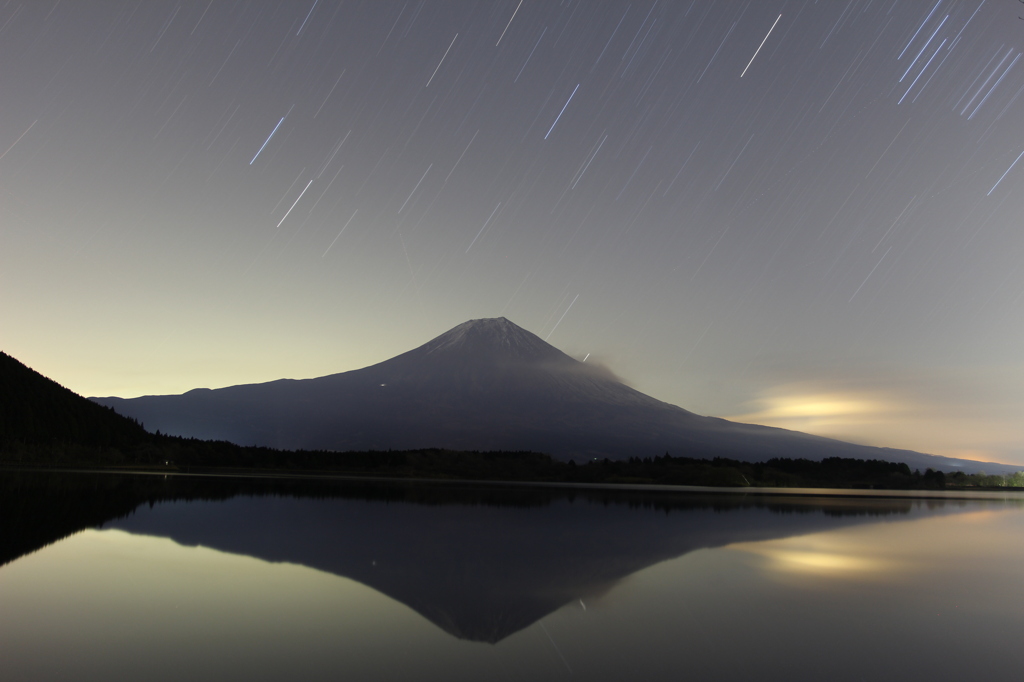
[[1, 0, 1023, 464]]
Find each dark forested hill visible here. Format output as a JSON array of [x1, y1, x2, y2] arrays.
[[0, 351, 151, 463]]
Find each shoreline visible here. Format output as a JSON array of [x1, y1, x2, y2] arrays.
[[4, 464, 1024, 501]]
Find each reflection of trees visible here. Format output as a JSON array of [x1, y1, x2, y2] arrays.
[[948, 470, 1024, 488]]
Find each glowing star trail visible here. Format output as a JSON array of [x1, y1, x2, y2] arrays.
[[962, 48, 1015, 116], [250, 113, 289, 165], [545, 294, 579, 341], [516, 27, 547, 82], [849, 246, 892, 302], [697, 22, 735, 83], [987, 148, 1024, 196], [296, 0, 318, 36], [398, 164, 432, 213], [466, 203, 501, 252], [277, 179, 314, 227], [740, 14, 781, 78], [544, 84, 579, 140], [322, 209, 358, 257], [314, 69, 346, 118], [969, 53, 1021, 120], [426, 34, 457, 87], [899, 39, 946, 104], [899, 15, 947, 82], [898, 0, 942, 60], [444, 130, 478, 184], [496, 0, 522, 46], [0, 119, 36, 162]]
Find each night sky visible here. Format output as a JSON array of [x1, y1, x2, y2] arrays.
[[2, 1, 1023, 464]]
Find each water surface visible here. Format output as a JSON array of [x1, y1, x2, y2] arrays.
[[2, 472, 1023, 681]]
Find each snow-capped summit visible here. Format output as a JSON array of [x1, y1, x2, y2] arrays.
[[417, 317, 570, 364]]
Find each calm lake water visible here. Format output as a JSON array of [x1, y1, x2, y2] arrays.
[[2, 472, 1024, 681]]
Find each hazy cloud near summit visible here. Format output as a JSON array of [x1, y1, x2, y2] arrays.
[[726, 363, 1024, 465], [563, 351, 632, 387]]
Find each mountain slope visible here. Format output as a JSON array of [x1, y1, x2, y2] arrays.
[[91, 318, 1014, 474]]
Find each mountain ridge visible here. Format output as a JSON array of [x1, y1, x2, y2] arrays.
[[89, 318, 1015, 474]]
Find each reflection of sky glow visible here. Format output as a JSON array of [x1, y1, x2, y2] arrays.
[[727, 509, 1024, 583], [736, 546, 891, 575]]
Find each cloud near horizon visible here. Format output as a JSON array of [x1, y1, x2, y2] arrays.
[[727, 365, 1024, 467]]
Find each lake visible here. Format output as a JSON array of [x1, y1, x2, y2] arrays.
[[2, 471, 1023, 681]]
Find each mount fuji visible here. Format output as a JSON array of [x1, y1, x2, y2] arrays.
[[91, 318, 1011, 474]]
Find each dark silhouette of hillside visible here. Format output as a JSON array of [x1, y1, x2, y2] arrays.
[[0, 351, 151, 464]]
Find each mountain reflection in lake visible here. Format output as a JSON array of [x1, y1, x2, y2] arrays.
[[2, 473, 1024, 681]]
